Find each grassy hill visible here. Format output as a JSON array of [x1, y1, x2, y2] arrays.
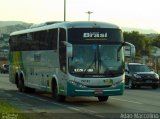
[[122, 27, 158, 34], [0, 21, 32, 34], [0, 21, 31, 27], [0, 21, 158, 34]]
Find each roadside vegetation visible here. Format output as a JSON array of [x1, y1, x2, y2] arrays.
[[0, 99, 30, 119], [124, 31, 160, 74]]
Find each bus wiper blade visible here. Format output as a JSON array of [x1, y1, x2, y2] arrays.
[[82, 50, 97, 77], [82, 59, 95, 77]]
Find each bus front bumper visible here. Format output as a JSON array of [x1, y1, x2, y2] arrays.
[[67, 82, 124, 96]]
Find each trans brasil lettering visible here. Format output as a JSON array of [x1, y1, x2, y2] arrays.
[[83, 32, 108, 38]]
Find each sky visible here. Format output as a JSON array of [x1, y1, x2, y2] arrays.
[[0, 0, 160, 33]]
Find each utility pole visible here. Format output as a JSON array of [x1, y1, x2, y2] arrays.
[[64, 0, 66, 21], [86, 11, 93, 21]]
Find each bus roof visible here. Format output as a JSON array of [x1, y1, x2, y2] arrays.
[[10, 21, 120, 36]]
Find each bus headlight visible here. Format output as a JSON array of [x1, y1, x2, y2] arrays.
[[69, 80, 87, 88], [112, 80, 123, 87]]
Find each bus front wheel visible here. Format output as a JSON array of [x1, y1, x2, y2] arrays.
[[98, 96, 109, 102], [52, 81, 65, 102]]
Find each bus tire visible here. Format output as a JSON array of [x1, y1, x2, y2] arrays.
[[18, 79, 25, 92], [15, 73, 19, 88], [98, 96, 109, 102], [52, 80, 65, 102]]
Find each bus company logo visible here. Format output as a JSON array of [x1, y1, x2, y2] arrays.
[[83, 32, 108, 38]]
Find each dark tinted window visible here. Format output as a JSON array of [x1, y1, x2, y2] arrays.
[[10, 34, 28, 51], [9, 28, 58, 51], [47, 29, 58, 50]]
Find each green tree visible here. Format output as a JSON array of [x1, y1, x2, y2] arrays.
[[123, 31, 151, 56], [151, 34, 160, 48]]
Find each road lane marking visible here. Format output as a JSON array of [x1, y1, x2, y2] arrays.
[[67, 107, 80, 111], [17, 92, 105, 118], [110, 97, 143, 105], [67, 106, 105, 119], [37, 98, 48, 102]]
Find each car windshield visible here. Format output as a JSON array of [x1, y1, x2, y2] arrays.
[[128, 64, 151, 72], [68, 44, 124, 77]]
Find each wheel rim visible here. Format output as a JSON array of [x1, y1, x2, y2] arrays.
[[128, 79, 132, 89]]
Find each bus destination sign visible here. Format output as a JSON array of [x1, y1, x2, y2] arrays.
[[83, 32, 108, 40]]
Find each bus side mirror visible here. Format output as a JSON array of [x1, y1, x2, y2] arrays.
[[125, 69, 129, 73], [62, 41, 73, 57], [67, 45, 73, 58], [124, 42, 135, 58]]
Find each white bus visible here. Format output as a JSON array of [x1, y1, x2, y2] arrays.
[[9, 21, 135, 102]]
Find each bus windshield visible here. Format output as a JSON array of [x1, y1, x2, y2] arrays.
[[68, 28, 124, 78], [68, 44, 124, 78]]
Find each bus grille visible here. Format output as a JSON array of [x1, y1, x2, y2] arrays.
[[86, 85, 111, 88]]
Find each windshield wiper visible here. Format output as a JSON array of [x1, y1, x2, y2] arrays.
[[98, 46, 102, 73], [82, 49, 97, 77]]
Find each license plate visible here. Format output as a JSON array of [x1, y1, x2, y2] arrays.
[[94, 90, 103, 94]]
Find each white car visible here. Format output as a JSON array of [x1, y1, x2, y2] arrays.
[[0, 64, 9, 73]]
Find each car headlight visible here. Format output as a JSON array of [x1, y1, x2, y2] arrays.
[[133, 74, 141, 78], [155, 73, 159, 79]]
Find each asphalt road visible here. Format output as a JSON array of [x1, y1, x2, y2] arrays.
[[0, 74, 160, 119]]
